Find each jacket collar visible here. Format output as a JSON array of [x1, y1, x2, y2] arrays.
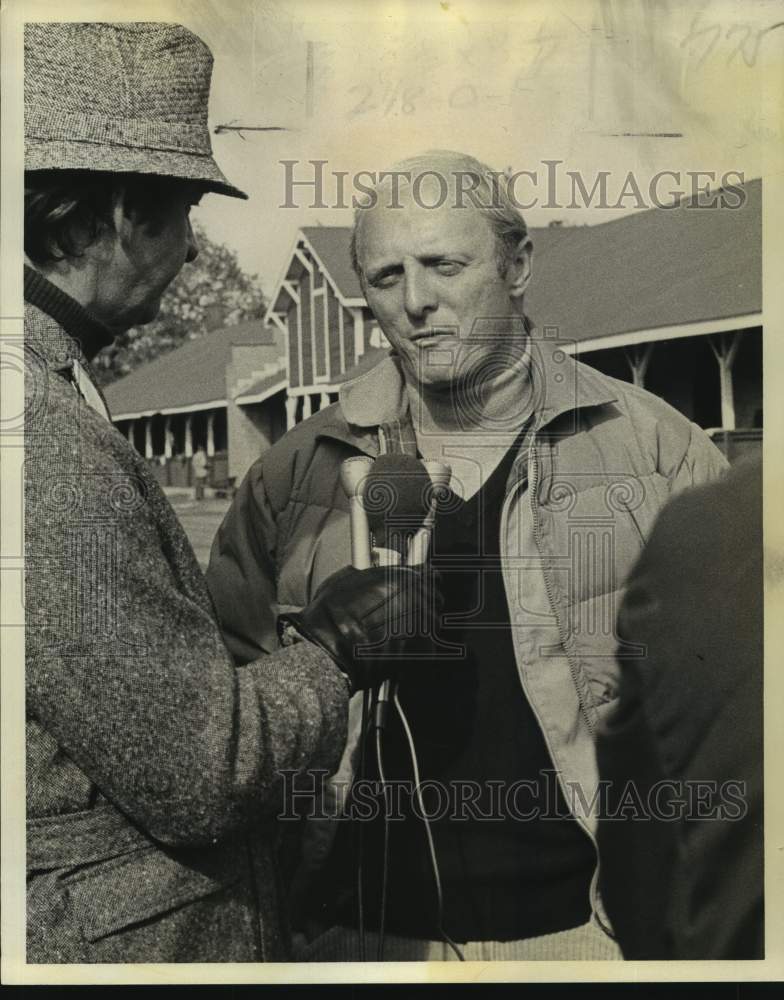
[[528, 333, 618, 431], [333, 333, 617, 440], [24, 300, 112, 419], [340, 353, 409, 428], [25, 299, 89, 374], [24, 265, 114, 361]]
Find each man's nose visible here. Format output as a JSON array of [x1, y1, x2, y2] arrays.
[[403, 265, 437, 321], [185, 218, 199, 264]]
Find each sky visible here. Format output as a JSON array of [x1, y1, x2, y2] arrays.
[[17, 0, 784, 298]]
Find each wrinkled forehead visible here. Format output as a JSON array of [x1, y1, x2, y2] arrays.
[[355, 174, 494, 265]]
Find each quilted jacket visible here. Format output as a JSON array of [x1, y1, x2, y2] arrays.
[[207, 335, 728, 937]]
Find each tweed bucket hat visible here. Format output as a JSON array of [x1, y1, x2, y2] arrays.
[[24, 22, 247, 199]]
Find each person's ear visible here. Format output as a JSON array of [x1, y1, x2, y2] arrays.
[[507, 237, 533, 300], [81, 187, 127, 264], [110, 186, 135, 250]]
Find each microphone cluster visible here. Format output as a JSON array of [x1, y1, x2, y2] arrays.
[[339, 454, 451, 726]]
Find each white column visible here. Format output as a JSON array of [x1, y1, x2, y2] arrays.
[[338, 304, 346, 374], [164, 416, 173, 459], [126, 419, 135, 447], [320, 392, 331, 410], [296, 298, 304, 399], [323, 283, 331, 381], [623, 343, 654, 387], [184, 414, 193, 457], [312, 285, 323, 378], [302, 393, 313, 420], [353, 308, 365, 363], [144, 418, 153, 459], [206, 411, 216, 457], [286, 395, 298, 430], [708, 332, 741, 430]]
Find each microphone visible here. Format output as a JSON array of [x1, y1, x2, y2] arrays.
[[364, 454, 434, 567], [363, 455, 451, 728], [340, 456, 374, 570], [413, 460, 452, 564]]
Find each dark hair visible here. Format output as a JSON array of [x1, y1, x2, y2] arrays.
[[24, 170, 194, 266]]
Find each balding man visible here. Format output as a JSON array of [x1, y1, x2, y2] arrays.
[[207, 151, 727, 961]]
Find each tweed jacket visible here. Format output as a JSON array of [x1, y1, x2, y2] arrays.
[[24, 298, 349, 963], [207, 339, 728, 935]]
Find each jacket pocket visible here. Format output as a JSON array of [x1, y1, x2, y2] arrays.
[[63, 845, 240, 943]]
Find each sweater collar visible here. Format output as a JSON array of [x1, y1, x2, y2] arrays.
[[23, 265, 115, 361], [337, 334, 618, 434]]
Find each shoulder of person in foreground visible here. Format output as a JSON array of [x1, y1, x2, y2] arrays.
[[615, 453, 760, 706], [24, 385, 349, 848], [597, 456, 762, 959]]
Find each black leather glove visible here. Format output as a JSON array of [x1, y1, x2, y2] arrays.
[[280, 564, 447, 694]]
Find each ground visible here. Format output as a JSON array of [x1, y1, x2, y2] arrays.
[[166, 490, 231, 569]]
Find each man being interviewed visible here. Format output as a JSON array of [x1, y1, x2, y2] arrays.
[[207, 151, 728, 960]]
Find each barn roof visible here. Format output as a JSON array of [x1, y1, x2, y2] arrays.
[[300, 226, 364, 301], [104, 320, 276, 419], [526, 178, 761, 346]]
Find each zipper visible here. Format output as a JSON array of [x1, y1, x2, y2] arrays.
[[529, 440, 596, 736], [500, 434, 613, 935]]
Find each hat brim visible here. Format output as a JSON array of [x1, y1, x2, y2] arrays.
[[25, 139, 248, 200]]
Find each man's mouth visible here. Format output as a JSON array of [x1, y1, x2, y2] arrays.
[[409, 329, 455, 346]]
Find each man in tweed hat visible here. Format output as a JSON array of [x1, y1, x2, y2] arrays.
[[24, 21, 436, 963]]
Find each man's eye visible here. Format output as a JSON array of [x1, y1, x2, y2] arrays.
[[370, 271, 400, 289], [434, 260, 463, 275]]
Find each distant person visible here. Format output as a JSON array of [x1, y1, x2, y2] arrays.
[[192, 446, 209, 501], [24, 21, 429, 963], [596, 457, 763, 959]]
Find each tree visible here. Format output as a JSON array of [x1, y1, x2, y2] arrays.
[[92, 222, 267, 385]]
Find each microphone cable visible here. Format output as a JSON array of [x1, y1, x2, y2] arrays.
[[374, 722, 391, 961], [394, 689, 465, 961], [356, 686, 371, 961]]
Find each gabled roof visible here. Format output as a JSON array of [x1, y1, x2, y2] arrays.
[[267, 226, 367, 319], [300, 226, 364, 301], [104, 320, 277, 419]]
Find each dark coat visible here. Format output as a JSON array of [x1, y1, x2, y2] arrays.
[[24, 300, 349, 963], [596, 457, 763, 959]]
